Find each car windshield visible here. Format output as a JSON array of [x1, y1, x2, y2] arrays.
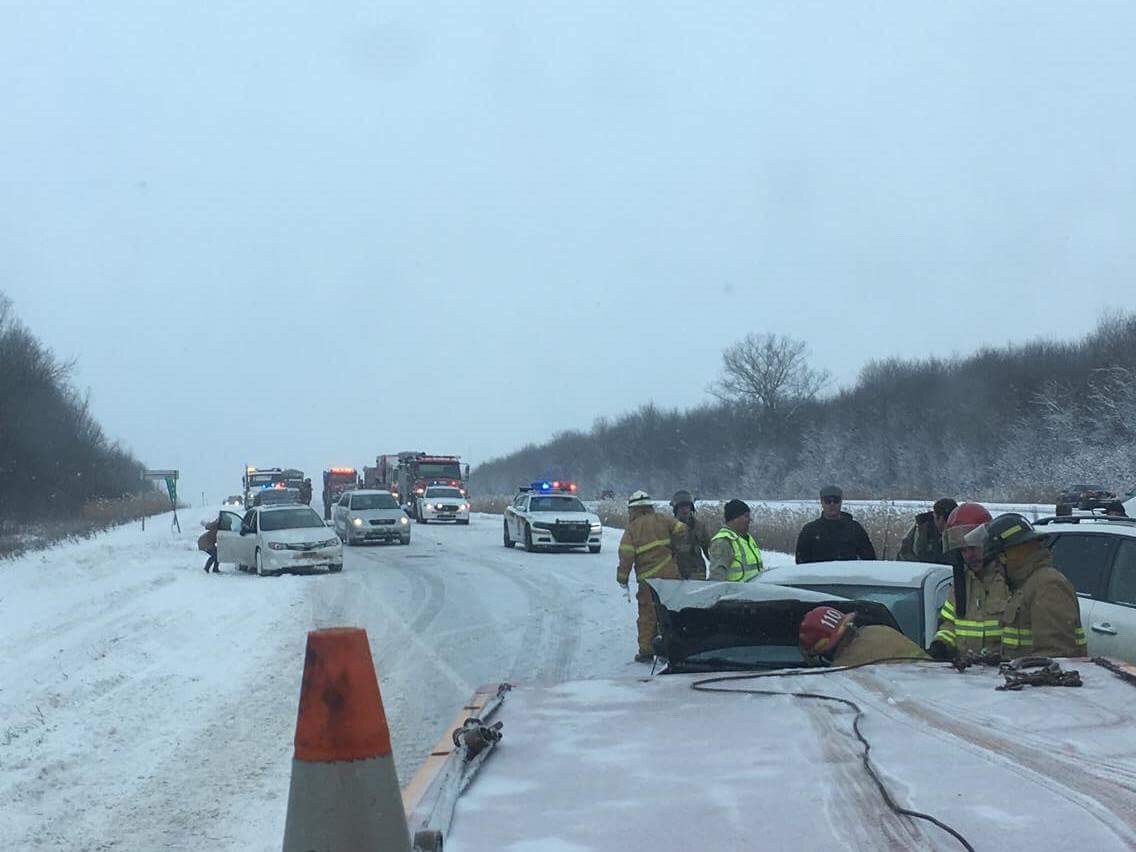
[[248, 473, 277, 486], [418, 463, 461, 479], [425, 487, 462, 498], [351, 494, 399, 510], [683, 645, 806, 669], [529, 496, 586, 513], [260, 508, 326, 531], [793, 584, 924, 642]]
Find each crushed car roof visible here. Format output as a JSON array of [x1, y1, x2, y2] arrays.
[[758, 559, 948, 588]]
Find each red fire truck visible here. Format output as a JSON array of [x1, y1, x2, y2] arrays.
[[363, 451, 468, 520]]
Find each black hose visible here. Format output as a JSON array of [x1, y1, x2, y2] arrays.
[[690, 658, 975, 852]]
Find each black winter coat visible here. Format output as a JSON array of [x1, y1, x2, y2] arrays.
[[795, 512, 877, 564]]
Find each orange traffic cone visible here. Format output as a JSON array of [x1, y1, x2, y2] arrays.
[[282, 627, 411, 852]]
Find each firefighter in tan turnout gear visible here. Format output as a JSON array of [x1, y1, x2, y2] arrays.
[[799, 606, 929, 667], [928, 503, 1009, 660], [984, 513, 1087, 658], [670, 490, 712, 580], [617, 491, 687, 662]]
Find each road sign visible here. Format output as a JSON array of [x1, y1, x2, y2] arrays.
[[143, 469, 179, 479]]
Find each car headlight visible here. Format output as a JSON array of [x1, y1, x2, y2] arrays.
[[461, 503, 469, 511], [352, 517, 363, 526], [399, 516, 409, 525], [590, 523, 602, 531], [320, 537, 340, 548], [268, 541, 287, 550], [435, 503, 444, 510]]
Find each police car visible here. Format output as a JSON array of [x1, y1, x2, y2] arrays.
[[503, 481, 602, 553]]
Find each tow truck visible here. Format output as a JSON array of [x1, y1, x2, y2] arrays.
[[321, 467, 358, 520]]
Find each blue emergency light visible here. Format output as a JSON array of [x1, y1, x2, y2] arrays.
[[529, 480, 577, 493]]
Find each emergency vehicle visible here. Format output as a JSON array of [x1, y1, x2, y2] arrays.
[[321, 467, 358, 520], [502, 481, 601, 553], [365, 452, 469, 520], [242, 466, 284, 508]]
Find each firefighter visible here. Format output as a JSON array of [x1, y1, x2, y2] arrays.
[[897, 498, 957, 563], [617, 491, 687, 662], [984, 513, 1087, 658], [708, 500, 763, 582], [300, 478, 313, 506], [670, 489, 712, 580], [928, 503, 1008, 660], [799, 606, 929, 667]]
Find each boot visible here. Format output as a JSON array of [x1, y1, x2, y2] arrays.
[[634, 653, 653, 663]]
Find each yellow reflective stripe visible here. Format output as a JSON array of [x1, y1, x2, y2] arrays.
[[941, 601, 956, 616], [934, 630, 956, 646], [637, 555, 673, 580], [618, 544, 636, 554], [635, 538, 671, 555]]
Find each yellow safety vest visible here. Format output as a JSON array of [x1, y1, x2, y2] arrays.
[[711, 528, 763, 582]]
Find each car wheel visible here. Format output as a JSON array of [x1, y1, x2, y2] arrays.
[[255, 548, 271, 577], [589, 545, 601, 554], [329, 562, 343, 573], [458, 519, 470, 526], [523, 523, 535, 552], [400, 536, 411, 545], [503, 520, 514, 548]]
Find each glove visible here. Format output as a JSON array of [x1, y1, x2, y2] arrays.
[[927, 640, 955, 662]]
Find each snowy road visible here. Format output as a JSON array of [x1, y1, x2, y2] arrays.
[[0, 511, 663, 850]]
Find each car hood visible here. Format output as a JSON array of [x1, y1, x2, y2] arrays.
[[347, 508, 405, 521], [433, 661, 1136, 852], [260, 526, 336, 544], [646, 578, 900, 669]]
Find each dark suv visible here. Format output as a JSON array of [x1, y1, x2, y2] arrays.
[[1055, 485, 1120, 516]]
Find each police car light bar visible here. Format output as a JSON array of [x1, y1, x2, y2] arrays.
[[529, 480, 578, 493]]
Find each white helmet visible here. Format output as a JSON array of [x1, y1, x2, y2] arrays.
[[627, 490, 652, 509]]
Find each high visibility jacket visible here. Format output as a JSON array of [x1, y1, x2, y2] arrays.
[[709, 527, 763, 582], [617, 510, 686, 585], [933, 567, 1010, 656], [1000, 545, 1087, 659]]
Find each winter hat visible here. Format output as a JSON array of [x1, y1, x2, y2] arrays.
[[723, 499, 750, 523]]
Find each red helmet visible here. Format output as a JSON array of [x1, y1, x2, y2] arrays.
[[799, 606, 855, 656], [943, 502, 992, 551]]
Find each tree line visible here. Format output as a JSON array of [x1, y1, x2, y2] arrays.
[[0, 293, 155, 522], [471, 314, 1136, 502]]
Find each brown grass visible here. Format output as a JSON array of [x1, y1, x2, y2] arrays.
[[473, 496, 913, 558]]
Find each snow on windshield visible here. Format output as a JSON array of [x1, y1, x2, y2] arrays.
[[259, 508, 325, 530]]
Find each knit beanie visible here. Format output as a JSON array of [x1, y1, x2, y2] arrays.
[[723, 499, 750, 523]]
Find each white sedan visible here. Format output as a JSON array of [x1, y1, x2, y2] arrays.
[[416, 486, 470, 525], [216, 505, 342, 576]]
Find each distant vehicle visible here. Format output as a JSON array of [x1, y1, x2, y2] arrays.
[[252, 486, 302, 508], [417, 486, 470, 525], [222, 495, 244, 508], [404, 579, 1136, 851], [756, 560, 953, 647], [503, 481, 601, 553], [322, 467, 358, 520], [1056, 485, 1119, 516], [333, 490, 411, 546], [242, 466, 284, 507], [365, 452, 469, 519], [1037, 514, 1136, 664], [215, 505, 341, 576]]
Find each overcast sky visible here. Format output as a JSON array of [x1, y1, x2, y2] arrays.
[[2, 2, 1134, 503]]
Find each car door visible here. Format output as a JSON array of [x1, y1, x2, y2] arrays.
[[1083, 538, 1136, 663], [1045, 531, 1116, 655], [235, 510, 258, 566], [333, 493, 349, 531], [214, 510, 245, 563], [510, 495, 527, 537]]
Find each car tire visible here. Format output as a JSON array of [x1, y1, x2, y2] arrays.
[[589, 545, 601, 554], [400, 536, 411, 545], [458, 519, 470, 526], [329, 562, 343, 574], [523, 523, 535, 553], [503, 520, 514, 548]]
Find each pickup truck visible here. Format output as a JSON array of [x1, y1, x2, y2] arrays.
[[403, 579, 1136, 851]]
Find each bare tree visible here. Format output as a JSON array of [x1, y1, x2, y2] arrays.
[[709, 333, 829, 416]]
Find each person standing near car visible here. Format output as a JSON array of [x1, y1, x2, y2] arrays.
[[617, 491, 687, 662], [197, 516, 221, 574], [985, 513, 1087, 659], [670, 490, 712, 580], [300, 478, 313, 506], [897, 498, 957, 563], [708, 500, 763, 582], [928, 503, 1008, 660], [795, 486, 876, 564]]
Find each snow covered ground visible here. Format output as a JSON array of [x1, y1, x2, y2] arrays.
[[0, 510, 795, 850]]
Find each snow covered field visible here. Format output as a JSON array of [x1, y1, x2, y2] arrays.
[[0, 510, 794, 849]]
